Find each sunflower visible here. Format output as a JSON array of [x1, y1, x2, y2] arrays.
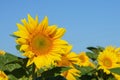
[[0, 50, 5, 55], [13, 14, 68, 69], [78, 52, 91, 67], [0, 70, 8, 80], [61, 68, 80, 80], [97, 46, 119, 74], [56, 45, 80, 80]]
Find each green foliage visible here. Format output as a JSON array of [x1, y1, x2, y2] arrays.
[[0, 52, 31, 80], [39, 66, 71, 80], [87, 46, 104, 54], [0, 46, 119, 80], [86, 46, 104, 61], [73, 46, 118, 80], [36, 75, 66, 80], [0, 52, 20, 71], [74, 64, 94, 75], [86, 52, 97, 61], [109, 67, 120, 75], [16, 45, 21, 51]]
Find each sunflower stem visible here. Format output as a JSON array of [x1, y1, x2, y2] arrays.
[[32, 63, 37, 80]]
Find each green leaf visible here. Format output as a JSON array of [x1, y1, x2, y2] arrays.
[[36, 75, 66, 80], [10, 34, 19, 38], [40, 67, 71, 79], [107, 77, 116, 80], [16, 45, 21, 51], [80, 67, 94, 75], [87, 47, 98, 54], [4, 57, 26, 66], [5, 67, 28, 78], [60, 67, 71, 73], [74, 65, 94, 75], [87, 46, 104, 55], [97, 46, 104, 52], [0, 52, 20, 71], [109, 67, 120, 75], [86, 52, 97, 61], [0, 52, 32, 79]]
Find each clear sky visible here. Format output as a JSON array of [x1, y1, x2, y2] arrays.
[[0, 0, 120, 56]]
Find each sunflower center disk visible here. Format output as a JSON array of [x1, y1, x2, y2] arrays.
[[59, 56, 71, 66], [103, 58, 112, 67], [31, 34, 52, 56], [79, 55, 85, 63]]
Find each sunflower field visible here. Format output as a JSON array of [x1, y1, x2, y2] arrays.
[[1, 14, 120, 80]]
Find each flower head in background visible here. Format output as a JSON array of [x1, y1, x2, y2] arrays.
[[97, 46, 119, 74], [0, 50, 5, 55], [78, 52, 92, 67], [13, 14, 68, 69], [61, 68, 80, 80], [56, 45, 80, 80], [0, 70, 8, 80]]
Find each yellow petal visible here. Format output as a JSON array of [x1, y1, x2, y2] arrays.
[[65, 45, 72, 53], [21, 18, 31, 32], [26, 58, 34, 67], [0, 70, 8, 80], [13, 31, 29, 39], [53, 39, 68, 45], [23, 51, 34, 58], [38, 16, 48, 32], [45, 25, 57, 35], [28, 14, 35, 23], [53, 28, 66, 39], [35, 15, 38, 24], [34, 56, 45, 68], [20, 45, 28, 51], [16, 38, 27, 44], [16, 23, 28, 33]]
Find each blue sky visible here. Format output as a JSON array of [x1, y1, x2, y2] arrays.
[[0, 0, 120, 56]]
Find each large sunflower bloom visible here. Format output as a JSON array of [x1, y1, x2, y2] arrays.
[[13, 14, 68, 69], [97, 46, 119, 74], [56, 45, 80, 80], [0, 70, 8, 80]]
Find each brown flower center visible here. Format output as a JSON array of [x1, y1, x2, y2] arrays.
[[31, 34, 52, 56], [103, 57, 112, 67]]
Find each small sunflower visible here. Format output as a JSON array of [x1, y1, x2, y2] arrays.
[[0, 70, 8, 80], [78, 52, 91, 66], [97, 46, 119, 74], [56, 45, 80, 80], [0, 50, 5, 55], [13, 14, 68, 69]]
